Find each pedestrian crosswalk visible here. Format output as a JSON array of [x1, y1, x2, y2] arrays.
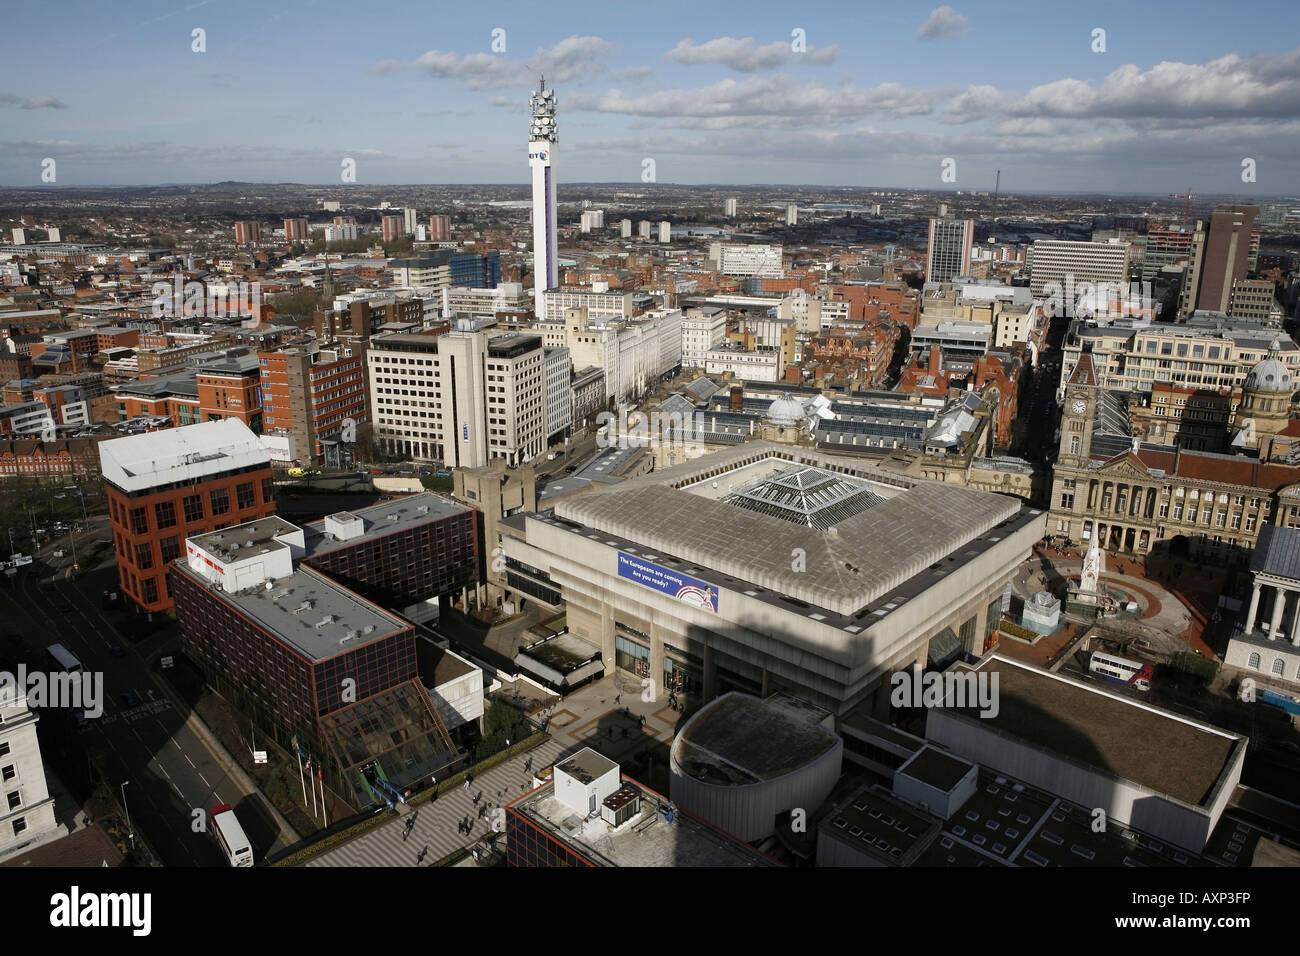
[[305, 738, 572, 867]]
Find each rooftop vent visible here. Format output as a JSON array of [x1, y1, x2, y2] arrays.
[[314, 615, 335, 629], [293, 600, 313, 614]]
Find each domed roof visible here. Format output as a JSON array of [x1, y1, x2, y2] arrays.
[[1245, 340, 1291, 393], [765, 394, 807, 426]]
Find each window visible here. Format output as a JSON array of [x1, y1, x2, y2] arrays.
[[0, 742, 7, 757], [210, 487, 230, 515], [1248, 652, 1261, 670], [141, 578, 158, 605], [160, 535, 181, 564], [1, 765, 13, 782], [129, 506, 148, 535], [6, 791, 19, 810], [154, 500, 176, 530], [182, 494, 204, 522], [1272, 658, 1285, 676], [134, 543, 154, 570], [11, 818, 24, 836], [236, 482, 256, 510]]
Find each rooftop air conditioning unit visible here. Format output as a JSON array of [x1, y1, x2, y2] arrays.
[[314, 616, 335, 629]]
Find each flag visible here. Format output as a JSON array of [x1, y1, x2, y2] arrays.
[[304, 755, 312, 773], [317, 766, 323, 783]]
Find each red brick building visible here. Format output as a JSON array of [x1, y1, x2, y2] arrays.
[[99, 419, 276, 612]]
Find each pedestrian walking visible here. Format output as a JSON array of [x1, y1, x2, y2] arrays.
[[464, 779, 470, 792]]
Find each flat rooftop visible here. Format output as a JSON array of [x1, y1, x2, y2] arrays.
[[898, 746, 975, 792], [672, 692, 839, 785], [302, 492, 470, 556], [526, 442, 1040, 620], [821, 784, 941, 865], [955, 657, 1243, 807], [187, 515, 300, 562], [173, 561, 408, 663], [511, 775, 775, 867], [98, 418, 268, 493]]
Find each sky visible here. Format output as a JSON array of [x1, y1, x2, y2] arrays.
[[3, 0, 1300, 194]]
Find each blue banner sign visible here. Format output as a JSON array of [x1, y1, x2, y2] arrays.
[[617, 552, 718, 613]]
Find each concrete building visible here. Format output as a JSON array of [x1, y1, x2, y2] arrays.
[[428, 214, 452, 241], [638, 221, 652, 240], [658, 221, 671, 243], [681, 306, 728, 368], [506, 748, 773, 867], [100, 419, 276, 612], [381, 215, 405, 243], [543, 346, 573, 442], [367, 327, 546, 468], [927, 656, 1245, 854], [498, 443, 1044, 718], [1181, 205, 1258, 315], [1027, 239, 1130, 299], [785, 203, 798, 226], [537, 306, 681, 404], [283, 218, 309, 242], [704, 345, 783, 383], [541, 287, 634, 324], [709, 243, 783, 278], [445, 282, 531, 319], [0, 689, 60, 862], [926, 218, 974, 283], [620, 219, 632, 239], [324, 223, 358, 243], [724, 198, 738, 218], [233, 221, 260, 246], [670, 692, 841, 842]]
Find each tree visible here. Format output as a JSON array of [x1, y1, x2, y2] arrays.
[[478, 701, 533, 758]]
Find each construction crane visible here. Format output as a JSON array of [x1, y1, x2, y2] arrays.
[[1169, 187, 1195, 226]]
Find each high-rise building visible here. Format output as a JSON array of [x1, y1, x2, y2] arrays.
[[429, 214, 452, 241], [381, 215, 405, 243], [260, 343, 368, 466], [283, 218, 309, 242], [580, 210, 605, 233], [11, 228, 28, 245], [403, 207, 419, 236], [543, 346, 573, 441], [926, 218, 974, 283], [785, 203, 798, 226], [367, 328, 547, 467], [682, 306, 728, 368], [234, 221, 260, 246], [1141, 224, 1195, 282], [620, 219, 632, 239], [1025, 239, 1129, 299], [46, 227, 62, 243], [324, 223, 358, 243], [1181, 205, 1259, 315], [709, 243, 784, 278], [99, 419, 277, 613], [529, 77, 559, 316], [638, 220, 652, 240], [724, 198, 738, 218], [658, 221, 671, 243]]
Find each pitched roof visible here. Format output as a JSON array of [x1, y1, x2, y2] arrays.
[[1067, 352, 1098, 387]]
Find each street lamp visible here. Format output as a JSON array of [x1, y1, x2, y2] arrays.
[[120, 781, 135, 851], [63, 485, 88, 522]]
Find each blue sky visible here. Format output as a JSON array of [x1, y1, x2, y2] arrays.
[[3, 0, 1300, 193]]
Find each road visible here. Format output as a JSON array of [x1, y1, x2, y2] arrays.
[[1, 543, 279, 866]]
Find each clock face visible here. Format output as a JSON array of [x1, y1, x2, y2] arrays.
[[1071, 399, 1087, 414]]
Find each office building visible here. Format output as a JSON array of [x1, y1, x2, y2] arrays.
[[529, 78, 560, 313], [926, 218, 974, 283], [283, 218, 309, 242], [445, 282, 532, 319], [389, 250, 500, 291], [99, 419, 277, 612], [234, 221, 260, 246], [537, 306, 682, 403], [540, 287, 635, 323], [194, 352, 263, 432], [682, 306, 728, 368], [367, 327, 546, 468], [709, 243, 783, 278], [1181, 205, 1259, 315], [171, 515, 460, 808], [1140, 224, 1195, 282], [543, 346, 572, 441], [1027, 239, 1130, 300], [259, 343, 368, 467]]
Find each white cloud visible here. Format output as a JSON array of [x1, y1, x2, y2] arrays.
[[665, 36, 839, 72], [917, 6, 970, 41], [372, 36, 613, 91]]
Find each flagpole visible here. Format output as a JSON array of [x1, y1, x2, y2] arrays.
[[309, 755, 318, 818], [296, 748, 307, 806], [319, 766, 328, 827]]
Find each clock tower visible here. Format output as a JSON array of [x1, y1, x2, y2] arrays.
[[1058, 353, 1099, 463]]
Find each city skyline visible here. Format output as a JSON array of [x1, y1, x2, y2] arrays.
[[3, 0, 1300, 192]]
